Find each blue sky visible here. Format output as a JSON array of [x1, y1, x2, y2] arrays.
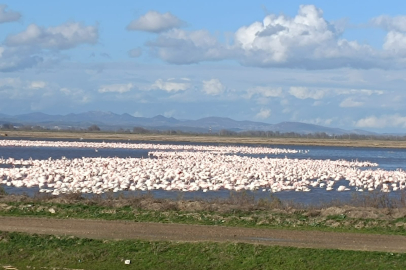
[[1, 1, 406, 132]]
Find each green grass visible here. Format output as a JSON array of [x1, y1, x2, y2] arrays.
[[0, 231, 405, 270], [1, 200, 406, 236]]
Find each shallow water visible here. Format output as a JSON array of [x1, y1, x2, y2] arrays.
[[1, 138, 406, 204]]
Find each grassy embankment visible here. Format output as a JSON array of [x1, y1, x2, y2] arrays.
[[1, 230, 406, 270], [1, 191, 406, 236], [3, 129, 406, 148], [2, 191, 406, 268]]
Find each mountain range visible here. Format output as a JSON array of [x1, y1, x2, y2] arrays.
[[0, 111, 377, 135]]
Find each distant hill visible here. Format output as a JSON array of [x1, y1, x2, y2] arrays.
[[0, 111, 376, 135]]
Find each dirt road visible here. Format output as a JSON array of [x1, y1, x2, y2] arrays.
[[1, 216, 405, 253]]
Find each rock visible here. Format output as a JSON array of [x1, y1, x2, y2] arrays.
[[48, 208, 56, 214]]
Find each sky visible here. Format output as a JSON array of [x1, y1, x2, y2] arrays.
[[1, 1, 406, 132]]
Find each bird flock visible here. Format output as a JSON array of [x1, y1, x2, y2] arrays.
[[0, 139, 302, 155], [0, 140, 406, 195], [1, 139, 404, 196]]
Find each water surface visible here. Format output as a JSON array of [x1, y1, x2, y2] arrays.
[[1, 138, 405, 204]]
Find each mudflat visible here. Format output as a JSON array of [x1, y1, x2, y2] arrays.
[[2, 130, 406, 148], [1, 216, 406, 253]]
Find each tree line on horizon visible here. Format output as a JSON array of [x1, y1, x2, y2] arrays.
[[1, 123, 405, 141]]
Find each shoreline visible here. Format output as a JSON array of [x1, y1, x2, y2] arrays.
[[2, 130, 406, 148]]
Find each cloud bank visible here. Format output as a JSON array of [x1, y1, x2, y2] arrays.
[[143, 5, 406, 69], [355, 114, 406, 128], [255, 108, 271, 119], [6, 22, 98, 50]]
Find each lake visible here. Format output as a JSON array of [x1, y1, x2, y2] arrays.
[[1, 137, 406, 205]]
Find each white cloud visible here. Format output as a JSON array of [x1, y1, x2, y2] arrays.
[[0, 46, 43, 72], [280, 99, 289, 106], [336, 89, 384, 96], [0, 78, 55, 100], [286, 87, 382, 100], [371, 16, 406, 56], [147, 5, 382, 69], [164, 110, 175, 117], [312, 100, 323, 106], [132, 111, 143, 117], [289, 86, 325, 100], [304, 118, 334, 126], [29, 81, 47, 89], [355, 114, 406, 128], [371, 15, 406, 33], [60, 87, 90, 103], [280, 99, 291, 112], [59, 88, 70, 94], [247, 86, 282, 98], [202, 79, 225, 95], [128, 47, 142, 58], [145, 5, 406, 69], [0, 5, 21, 24], [6, 22, 98, 50], [282, 108, 291, 113], [255, 108, 271, 119], [1, 21, 98, 72], [98, 83, 133, 93], [234, 5, 378, 68], [255, 97, 270, 105], [150, 79, 189, 92], [127, 11, 184, 33], [147, 29, 230, 64], [383, 31, 406, 55], [339, 97, 364, 107], [0, 77, 21, 88]]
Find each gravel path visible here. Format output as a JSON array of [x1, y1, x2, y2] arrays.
[[1, 216, 406, 253]]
